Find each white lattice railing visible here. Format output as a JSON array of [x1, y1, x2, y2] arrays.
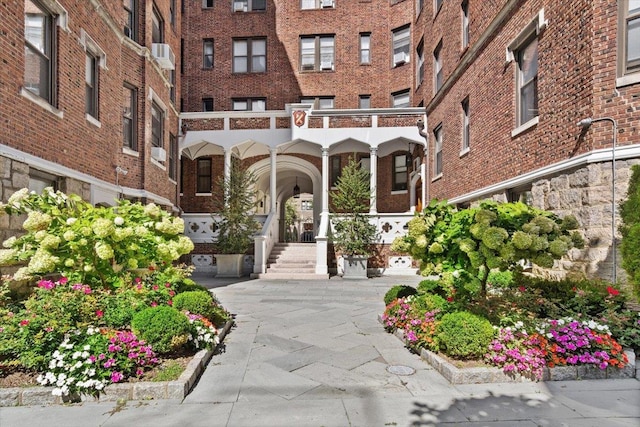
[[329, 213, 413, 244], [182, 213, 268, 243]]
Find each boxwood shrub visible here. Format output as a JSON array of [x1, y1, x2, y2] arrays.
[[384, 285, 417, 306], [131, 306, 192, 354], [436, 311, 494, 359]]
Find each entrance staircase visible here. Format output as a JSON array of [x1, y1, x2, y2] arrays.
[[254, 242, 329, 280]]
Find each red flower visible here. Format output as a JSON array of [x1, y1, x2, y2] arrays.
[[96, 310, 104, 318], [19, 319, 29, 327], [446, 296, 454, 302], [518, 286, 526, 292], [607, 286, 620, 296]]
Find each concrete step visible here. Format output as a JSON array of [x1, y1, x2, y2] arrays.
[[252, 272, 330, 280], [266, 266, 317, 273], [263, 243, 318, 280]]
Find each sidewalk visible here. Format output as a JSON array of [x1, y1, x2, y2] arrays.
[[1, 273, 639, 427]]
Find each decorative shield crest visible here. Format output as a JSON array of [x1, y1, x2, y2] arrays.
[[293, 110, 307, 127]]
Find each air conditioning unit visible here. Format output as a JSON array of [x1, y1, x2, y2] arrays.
[[151, 43, 175, 70], [321, 0, 334, 8], [393, 52, 407, 66], [233, 1, 246, 11], [151, 146, 167, 162], [320, 61, 333, 70]]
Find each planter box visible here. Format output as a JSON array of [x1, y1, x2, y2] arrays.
[[214, 254, 245, 278], [342, 255, 368, 279], [379, 315, 638, 384]]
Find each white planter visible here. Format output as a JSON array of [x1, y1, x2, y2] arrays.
[[342, 255, 369, 279], [214, 254, 245, 278]]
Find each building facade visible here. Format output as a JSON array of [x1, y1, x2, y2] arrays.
[[1, 1, 639, 280]]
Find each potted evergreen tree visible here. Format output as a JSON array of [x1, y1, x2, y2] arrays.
[[213, 161, 261, 277], [330, 157, 378, 279]]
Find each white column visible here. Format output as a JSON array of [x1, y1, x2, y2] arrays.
[[224, 149, 232, 204], [321, 147, 330, 212], [270, 147, 277, 213], [369, 146, 377, 214]]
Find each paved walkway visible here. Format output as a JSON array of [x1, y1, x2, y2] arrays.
[[1, 274, 639, 427]]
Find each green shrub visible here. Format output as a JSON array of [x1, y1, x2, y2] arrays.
[[131, 306, 192, 354], [486, 270, 513, 288], [173, 290, 215, 318], [410, 293, 448, 317], [417, 279, 448, 298], [384, 285, 417, 305], [436, 311, 494, 359], [620, 164, 640, 298]]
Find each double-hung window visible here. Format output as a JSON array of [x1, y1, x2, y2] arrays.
[[233, 98, 266, 111], [516, 36, 538, 126], [619, 1, 640, 77], [168, 133, 177, 180], [170, 0, 176, 29], [152, 4, 163, 44], [123, 84, 136, 150], [203, 38, 214, 68], [301, 96, 334, 109], [359, 95, 370, 109], [416, 39, 425, 86], [360, 33, 371, 64], [202, 97, 214, 111], [330, 156, 341, 187], [392, 154, 408, 191], [434, 0, 443, 15], [392, 89, 410, 108], [434, 124, 443, 176], [85, 52, 99, 119], [233, 0, 266, 12], [434, 40, 443, 93], [24, 0, 56, 104], [233, 38, 266, 73], [202, 0, 214, 8], [123, 0, 137, 41], [151, 102, 164, 148], [197, 159, 212, 193], [461, 97, 470, 152], [392, 26, 410, 67], [300, 35, 335, 71]]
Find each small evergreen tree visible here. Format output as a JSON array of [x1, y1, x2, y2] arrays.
[[330, 158, 378, 256], [213, 161, 260, 254], [619, 164, 640, 298]]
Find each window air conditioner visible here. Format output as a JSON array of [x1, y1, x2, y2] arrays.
[[233, 1, 246, 11], [393, 52, 407, 66], [321, 0, 334, 8], [151, 146, 167, 162], [151, 43, 176, 70], [320, 61, 333, 70]]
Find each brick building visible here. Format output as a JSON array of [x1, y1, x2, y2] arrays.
[[2, 0, 639, 279]]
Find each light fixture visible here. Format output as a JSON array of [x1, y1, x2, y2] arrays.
[[578, 116, 618, 284], [293, 176, 300, 199]]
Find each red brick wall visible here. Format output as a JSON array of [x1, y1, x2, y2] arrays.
[[0, 0, 180, 206]]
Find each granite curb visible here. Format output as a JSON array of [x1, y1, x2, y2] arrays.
[[0, 319, 234, 407], [381, 315, 638, 384]]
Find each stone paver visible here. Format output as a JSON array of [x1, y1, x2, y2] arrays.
[[0, 273, 638, 427]]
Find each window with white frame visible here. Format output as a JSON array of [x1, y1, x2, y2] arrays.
[[169, 69, 176, 104], [300, 35, 335, 71], [462, 0, 469, 49], [233, 0, 266, 12], [123, 0, 137, 41], [417, 0, 424, 14], [516, 36, 538, 126], [416, 39, 425, 86], [24, 0, 56, 104], [233, 38, 266, 73], [392, 154, 408, 191], [359, 95, 370, 109], [197, 158, 212, 193], [301, 0, 334, 10], [360, 33, 371, 64], [434, 39, 443, 93], [85, 52, 99, 119], [619, 1, 640, 76], [461, 96, 470, 152], [203, 38, 214, 68], [434, 124, 443, 176], [392, 89, 410, 108], [151, 101, 164, 148], [202, 0, 213, 8], [392, 26, 410, 66], [233, 98, 266, 111], [123, 84, 136, 150]]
